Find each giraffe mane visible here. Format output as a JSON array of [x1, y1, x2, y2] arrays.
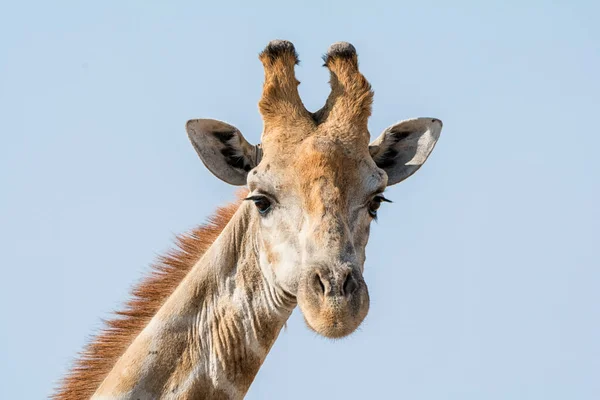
[[52, 189, 249, 400]]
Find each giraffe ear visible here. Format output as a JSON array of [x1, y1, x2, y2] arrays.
[[369, 117, 443, 186], [186, 119, 262, 186]]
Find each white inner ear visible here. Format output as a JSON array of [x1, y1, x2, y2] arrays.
[[369, 117, 443, 186], [406, 125, 437, 166]]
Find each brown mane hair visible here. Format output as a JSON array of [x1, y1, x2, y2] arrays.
[[52, 190, 248, 399]]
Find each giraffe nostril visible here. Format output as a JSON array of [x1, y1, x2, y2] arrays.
[[342, 273, 358, 296], [309, 268, 360, 298], [313, 273, 326, 296]]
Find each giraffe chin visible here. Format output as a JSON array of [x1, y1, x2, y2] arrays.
[[297, 278, 370, 339]]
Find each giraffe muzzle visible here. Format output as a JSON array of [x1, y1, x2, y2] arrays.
[[297, 264, 370, 339]]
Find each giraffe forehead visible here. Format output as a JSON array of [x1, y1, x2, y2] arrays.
[[261, 126, 370, 160], [297, 137, 381, 183], [252, 136, 385, 205], [296, 148, 359, 186], [262, 136, 366, 172]]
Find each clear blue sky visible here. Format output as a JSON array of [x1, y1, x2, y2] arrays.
[[1, 1, 599, 399]]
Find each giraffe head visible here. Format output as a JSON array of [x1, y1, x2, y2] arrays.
[[186, 40, 442, 338]]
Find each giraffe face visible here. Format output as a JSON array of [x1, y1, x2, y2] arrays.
[[245, 136, 385, 338], [186, 40, 443, 339]]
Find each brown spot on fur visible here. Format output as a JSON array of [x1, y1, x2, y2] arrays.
[[262, 238, 280, 265], [51, 190, 248, 400]]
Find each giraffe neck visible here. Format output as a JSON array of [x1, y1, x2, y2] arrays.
[[93, 201, 296, 400]]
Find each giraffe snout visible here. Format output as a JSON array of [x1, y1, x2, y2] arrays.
[[297, 263, 370, 339]]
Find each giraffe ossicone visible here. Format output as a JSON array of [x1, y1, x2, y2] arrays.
[[54, 39, 443, 400]]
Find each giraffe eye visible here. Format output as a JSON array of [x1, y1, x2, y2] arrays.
[[368, 195, 391, 218], [247, 196, 272, 215], [244, 194, 276, 216], [254, 198, 271, 214]]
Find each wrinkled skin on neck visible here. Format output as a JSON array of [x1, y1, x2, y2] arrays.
[[91, 202, 296, 400]]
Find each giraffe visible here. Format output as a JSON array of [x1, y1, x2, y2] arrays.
[[53, 40, 443, 399]]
